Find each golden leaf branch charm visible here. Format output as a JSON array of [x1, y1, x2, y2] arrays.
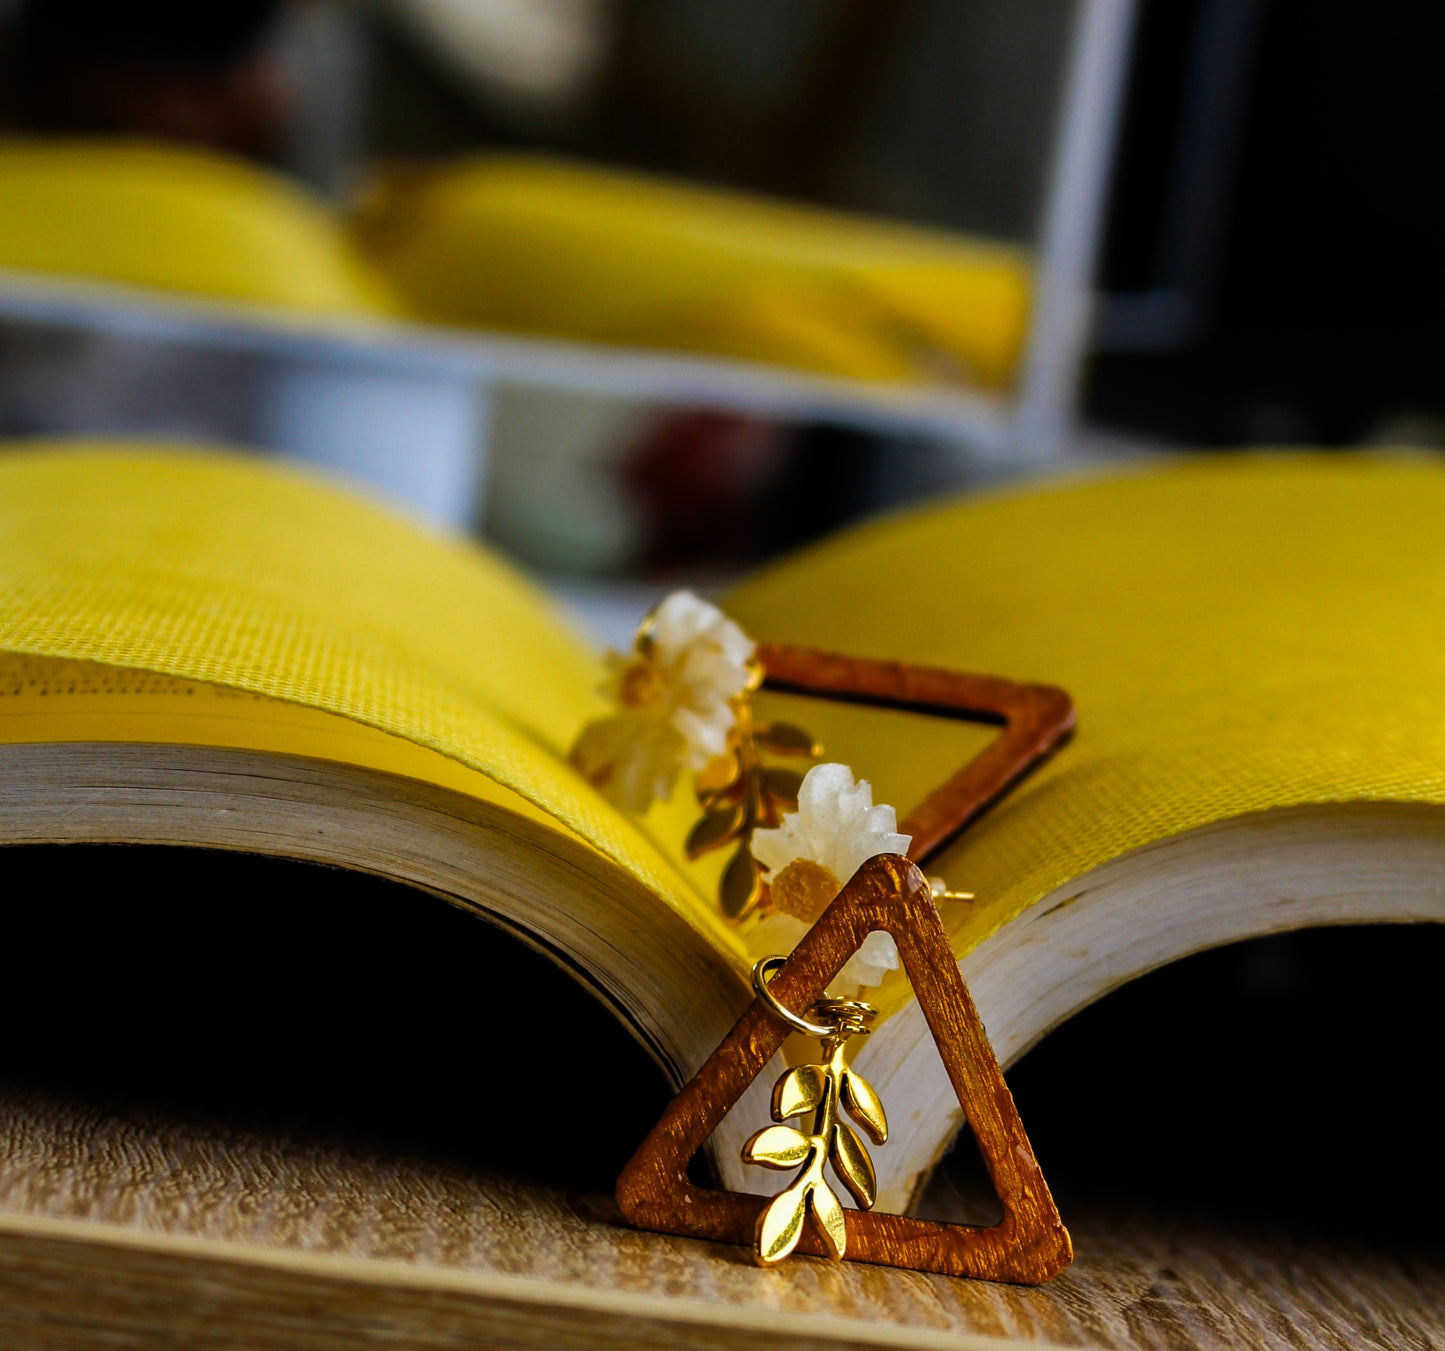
[[687, 688, 822, 921], [742, 957, 888, 1265]]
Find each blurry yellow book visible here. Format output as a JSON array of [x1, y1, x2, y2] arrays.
[[3, 443, 1445, 1221], [0, 139, 1030, 389], [0, 139, 397, 318], [350, 155, 1031, 389]]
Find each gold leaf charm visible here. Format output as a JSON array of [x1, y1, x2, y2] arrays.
[[742, 959, 886, 1265], [840, 1066, 888, 1144], [695, 752, 742, 799], [720, 845, 763, 920], [830, 1122, 877, 1209], [685, 800, 748, 859], [754, 722, 822, 757]]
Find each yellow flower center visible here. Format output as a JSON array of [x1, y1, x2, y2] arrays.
[[619, 659, 669, 710], [770, 858, 842, 922]]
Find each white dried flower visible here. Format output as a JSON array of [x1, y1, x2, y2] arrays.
[[749, 762, 911, 989], [752, 763, 910, 918], [644, 589, 756, 766], [571, 590, 755, 813]]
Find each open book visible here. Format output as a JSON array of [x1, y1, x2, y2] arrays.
[[3, 445, 1444, 1218]]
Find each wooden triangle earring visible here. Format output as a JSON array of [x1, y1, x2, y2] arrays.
[[616, 852, 1073, 1283]]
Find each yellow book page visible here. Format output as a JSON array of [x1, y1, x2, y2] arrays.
[[0, 443, 740, 965], [728, 451, 1445, 1014], [0, 653, 569, 837]]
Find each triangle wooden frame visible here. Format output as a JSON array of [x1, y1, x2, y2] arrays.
[[617, 647, 1076, 1280], [617, 853, 1073, 1281], [753, 642, 1075, 864]]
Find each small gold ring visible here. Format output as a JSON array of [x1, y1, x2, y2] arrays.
[[810, 997, 877, 1038], [751, 955, 837, 1038]]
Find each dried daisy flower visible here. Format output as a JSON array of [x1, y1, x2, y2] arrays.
[[750, 763, 911, 989], [571, 590, 756, 814]]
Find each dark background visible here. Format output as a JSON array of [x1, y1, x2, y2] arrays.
[[1093, 0, 1445, 448]]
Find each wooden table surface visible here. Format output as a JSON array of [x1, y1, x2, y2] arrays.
[[0, 1087, 1439, 1351]]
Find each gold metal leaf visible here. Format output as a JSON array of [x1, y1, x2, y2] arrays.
[[720, 844, 763, 920], [756, 1183, 809, 1265], [841, 1069, 888, 1145], [694, 751, 741, 798], [755, 722, 822, 757], [762, 767, 803, 809], [698, 780, 749, 812], [742, 1124, 811, 1170], [809, 1181, 847, 1260], [830, 1123, 877, 1210], [772, 1064, 826, 1121], [685, 800, 747, 860]]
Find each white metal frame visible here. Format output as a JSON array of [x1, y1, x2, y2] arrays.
[[0, 266, 1011, 526], [1008, 0, 1139, 463]]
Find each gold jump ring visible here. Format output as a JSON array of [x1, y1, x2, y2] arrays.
[[751, 955, 839, 1039]]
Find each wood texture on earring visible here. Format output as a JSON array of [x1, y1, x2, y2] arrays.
[[615, 854, 1073, 1283], [754, 643, 1075, 863]]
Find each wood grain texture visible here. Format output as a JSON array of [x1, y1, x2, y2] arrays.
[[755, 643, 1075, 864], [617, 855, 1071, 1282], [2, 1087, 1442, 1351]]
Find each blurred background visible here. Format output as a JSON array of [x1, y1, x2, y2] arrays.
[[1, 0, 1440, 646]]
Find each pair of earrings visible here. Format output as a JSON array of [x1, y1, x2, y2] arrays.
[[574, 594, 1075, 1277]]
